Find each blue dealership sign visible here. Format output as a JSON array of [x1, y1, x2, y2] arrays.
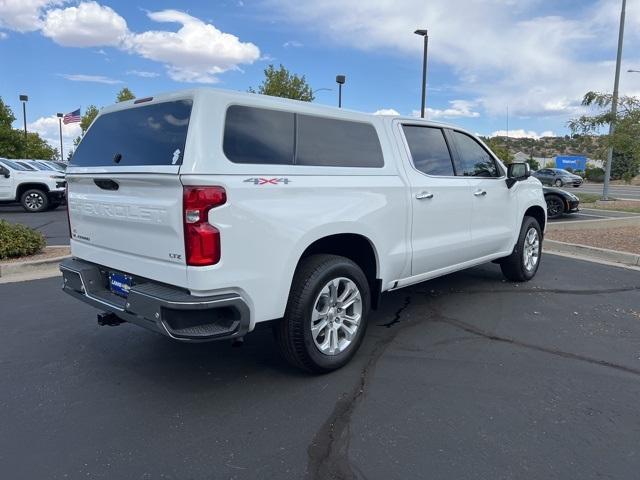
[[556, 156, 586, 171]]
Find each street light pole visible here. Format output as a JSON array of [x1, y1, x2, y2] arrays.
[[57, 113, 64, 161], [414, 29, 429, 118], [603, 0, 626, 201], [336, 75, 346, 108], [19, 95, 28, 158]]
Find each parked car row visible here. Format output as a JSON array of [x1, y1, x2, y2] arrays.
[[0, 158, 66, 212]]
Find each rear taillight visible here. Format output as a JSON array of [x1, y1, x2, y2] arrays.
[[65, 183, 71, 237], [183, 186, 226, 266]]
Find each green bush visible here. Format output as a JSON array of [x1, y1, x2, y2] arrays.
[[585, 166, 605, 183], [0, 220, 46, 260]]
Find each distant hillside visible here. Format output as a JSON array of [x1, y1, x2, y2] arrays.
[[480, 135, 605, 161]]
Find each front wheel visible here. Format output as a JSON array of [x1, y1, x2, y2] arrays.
[[274, 254, 370, 373], [500, 217, 542, 282], [20, 189, 49, 213], [545, 195, 565, 219]]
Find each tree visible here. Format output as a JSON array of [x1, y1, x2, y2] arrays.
[[24, 131, 58, 160], [526, 156, 540, 171], [568, 91, 640, 183], [74, 105, 100, 148], [0, 97, 57, 159], [249, 64, 314, 102], [116, 87, 136, 103], [483, 137, 514, 164], [0, 96, 16, 128], [80, 105, 99, 134]]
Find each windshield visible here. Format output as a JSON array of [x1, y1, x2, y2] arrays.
[[0, 159, 29, 171], [15, 161, 37, 171], [71, 99, 193, 167], [34, 161, 56, 171]]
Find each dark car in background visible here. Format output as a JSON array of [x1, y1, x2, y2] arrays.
[[533, 168, 583, 187], [543, 187, 580, 219]]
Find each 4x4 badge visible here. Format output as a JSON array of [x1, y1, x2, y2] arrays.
[[244, 177, 291, 185]]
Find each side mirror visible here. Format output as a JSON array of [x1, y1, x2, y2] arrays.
[[506, 162, 530, 188], [0, 167, 9, 178]]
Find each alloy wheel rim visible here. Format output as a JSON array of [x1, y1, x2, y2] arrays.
[[311, 277, 362, 356], [547, 198, 563, 217], [25, 193, 44, 210], [523, 227, 540, 272]]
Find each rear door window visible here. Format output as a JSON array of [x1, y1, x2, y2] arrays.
[[71, 100, 192, 167], [223, 105, 295, 165], [402, 125, 455, 176]]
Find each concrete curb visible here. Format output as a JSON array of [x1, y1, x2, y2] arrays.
[[544, 239, 640, 267], [547, 216, 640, 231], [0, 247, 70, 279]]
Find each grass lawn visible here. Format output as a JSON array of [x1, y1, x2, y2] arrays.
[[576, 192, 640, 214]]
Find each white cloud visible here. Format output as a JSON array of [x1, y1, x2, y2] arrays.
[[59, 73, 122, 84], [0, 31, 7, 39], [373, 108, 400, 115], [41, 1, 128, 47], [283, 40, 303, 48], [125, 9, 260, 83], [29, 114, 82, 158], [265, 0, 640, 120], [126, 70, 159, 78], [421, 100, 480, 120], [4, 2, 261, 84], [490, 129, 556, 139], [0, 0, 62, 32]]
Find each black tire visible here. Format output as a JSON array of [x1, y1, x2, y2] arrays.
[[545, 194, 565, 219], [554, 179, 563, 187], [500, 217, 542, 282], [20, 189, 49, 213], [274, 254, 370, 373]]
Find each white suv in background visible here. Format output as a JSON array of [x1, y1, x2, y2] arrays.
[[60, 88, 546, 372], [0, 158, 66, 212]]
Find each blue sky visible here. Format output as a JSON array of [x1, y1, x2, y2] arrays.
[[1, 0, 639, 155]]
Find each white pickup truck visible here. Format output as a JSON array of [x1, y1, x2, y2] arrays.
[[0, 158, 66, 212], [60, 89, 546, 372]]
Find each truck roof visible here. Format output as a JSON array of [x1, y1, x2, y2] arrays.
[[98, 86, 458, 130]]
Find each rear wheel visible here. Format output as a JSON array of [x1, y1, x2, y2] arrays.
[[20, 189, 49, 213], [500, 217, 542, 282], [545, 194, 565, 219], [274, 254, 370, 373]]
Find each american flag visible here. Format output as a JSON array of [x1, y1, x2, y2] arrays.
[[63, 108, 81, 124]]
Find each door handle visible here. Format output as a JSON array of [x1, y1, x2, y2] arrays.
[[416, 191, 434, 200], [474, 190, 487, 197]]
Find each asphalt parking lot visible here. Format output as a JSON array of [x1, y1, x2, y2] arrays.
[[0, 204, 69, 245], [550, 207, 640, 223], [1, 256, 639, 479]]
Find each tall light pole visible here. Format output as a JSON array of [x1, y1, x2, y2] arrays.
[[336, 75, 345, 108], [414, 29, 429, 118], [57, 113, 64, 161], [603, 0, 626, 201], [19, 95, 28, 158]]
